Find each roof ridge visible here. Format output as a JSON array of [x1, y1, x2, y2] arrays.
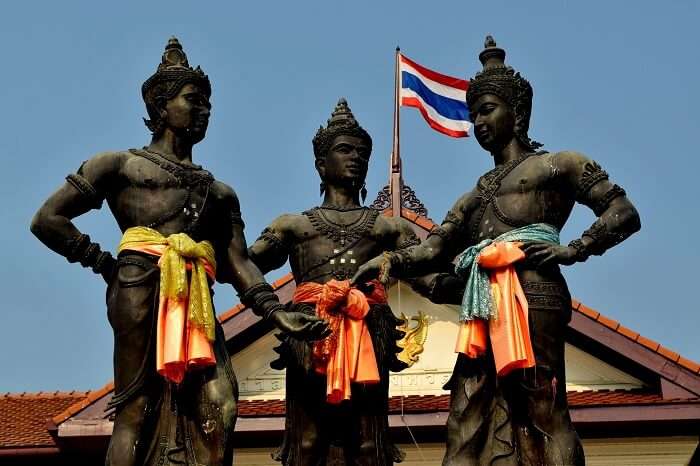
[[572, 299, 700, 375], [218, 273, 295, 323], [50, 382, 114, 427], [1, 390, 91, 400]]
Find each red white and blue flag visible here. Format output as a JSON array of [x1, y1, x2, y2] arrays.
[[399, 53, 471, 138]]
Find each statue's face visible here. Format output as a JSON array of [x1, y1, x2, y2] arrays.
[[163, 83, 211, 144], [469, 94, 516, 153], [317, 135, 370, 188]]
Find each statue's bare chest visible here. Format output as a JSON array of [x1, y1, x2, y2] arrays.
[[287, 208, 387, 283], [111, 150, 217, 236], [467, 155, 573, 242]]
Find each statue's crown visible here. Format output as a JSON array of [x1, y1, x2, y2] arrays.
[[465, 35, 542, 150], [312, 98, 372, 159], [142, 37, 211, 103], [466, 35, 532, 107]]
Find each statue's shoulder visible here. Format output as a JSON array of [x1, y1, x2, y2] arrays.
[[264, 212, 306, 238], [543, 150, 607, 182], [452, 188, 479, 213], [75, 150, 131, 178], [546, 150, 592, 169], [209, 179, 235, 199], [375, 212, 406, 231]]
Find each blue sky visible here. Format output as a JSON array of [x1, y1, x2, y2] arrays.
[[1, 1, 698, 392]]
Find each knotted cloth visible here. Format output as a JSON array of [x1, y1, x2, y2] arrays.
[[454, 223, 560, 376], [118, 226, 217, 384], [293, 279, 384, 404]]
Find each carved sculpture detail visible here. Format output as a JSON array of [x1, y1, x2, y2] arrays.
[[396, 311, 429, 367]]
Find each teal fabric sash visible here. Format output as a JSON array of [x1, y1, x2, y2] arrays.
[[454, 223, 560, 322]]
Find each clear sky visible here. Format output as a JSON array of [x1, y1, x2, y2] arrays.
[[1, 1, 698, 392]]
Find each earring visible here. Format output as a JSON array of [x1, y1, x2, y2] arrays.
[[361, 182, 368, 203], [320, 182, 326, 196]]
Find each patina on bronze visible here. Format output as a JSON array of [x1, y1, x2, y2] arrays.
[[248, 98, 419, 465], [354, 36, 641, 465], [30, 37, 328, 466]]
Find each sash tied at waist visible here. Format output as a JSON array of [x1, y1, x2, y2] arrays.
[[118, 226, 217, 384], [454, 224, 560, 376], [293, 279, 385, 404]]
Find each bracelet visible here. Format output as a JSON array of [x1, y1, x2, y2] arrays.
[[567, 238, 590, 262]]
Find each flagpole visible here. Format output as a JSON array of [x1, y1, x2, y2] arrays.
[[391, 46, 402, 217]]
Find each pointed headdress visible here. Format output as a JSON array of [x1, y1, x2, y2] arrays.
[[466, 36, 542, 150], [141, 37, 211, 133], [312, 98, 372, 159]]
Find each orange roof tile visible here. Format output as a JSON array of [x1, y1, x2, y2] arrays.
[[615, 324, 640, 341], [50, 382, 113, 426], [576, 303, 600, 320], [0, 392, 89, 448], [572, 301, 700, 375], [236, 390, 699, 418], [678, 356, 700, 374], [400, 208, 418, 222]]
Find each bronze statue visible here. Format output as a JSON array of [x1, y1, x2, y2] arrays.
[[354, 36, 641, 465], [30, 37, 327, 466], [248, 98, 419, 465]]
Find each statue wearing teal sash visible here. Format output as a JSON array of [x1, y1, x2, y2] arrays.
[[354, 36, 640, 466]]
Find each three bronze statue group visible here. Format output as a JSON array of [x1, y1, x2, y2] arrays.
[[30, 36, 640, 466]]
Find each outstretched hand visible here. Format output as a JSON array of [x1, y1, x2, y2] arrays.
[[351, 255, 390, 288], [271, 311, 331, 341], [521, 242, 577, 268]]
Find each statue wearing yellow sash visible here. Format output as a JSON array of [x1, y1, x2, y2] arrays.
[[31, 38, 328, 466]]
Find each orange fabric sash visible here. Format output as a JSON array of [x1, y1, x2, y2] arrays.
[[293, 279, 385, 404], [455, 241, 536, 376], [121, 243, 216, 384]]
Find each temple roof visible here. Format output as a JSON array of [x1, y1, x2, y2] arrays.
[[4, 206, 700, 452]]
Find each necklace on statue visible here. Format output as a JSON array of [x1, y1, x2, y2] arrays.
[[142, 147, 202, 170], [305, 207, 378, 247], [318, 204, 365, 212]]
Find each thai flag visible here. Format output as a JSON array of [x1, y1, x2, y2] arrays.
[[399, 53, 471, 138]]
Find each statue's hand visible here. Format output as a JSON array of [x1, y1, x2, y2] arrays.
[[522, 242, 577, 267], [271, 311, 331, 341], [351, 254, 390, 287]]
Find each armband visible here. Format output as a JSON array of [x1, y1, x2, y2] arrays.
[[65, 174, 103, 209], [576, 161, 609, 200], [592, 184, 626, 216], [231, 210, 245, 228]]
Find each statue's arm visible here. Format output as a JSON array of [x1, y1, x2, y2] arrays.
[[353, 192, 476, 285], [391, 217, 466, 305], [29, 152, 123, 280], [247, 215, 293, 275], [393, 218, 465, 304], [217, 187, 329, 340], [561, 151, 641, 261]]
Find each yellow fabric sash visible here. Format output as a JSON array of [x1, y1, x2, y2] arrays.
[[118, 226, 217, 341]]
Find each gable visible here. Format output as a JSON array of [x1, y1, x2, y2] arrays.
[[233, 281, 647, 402]]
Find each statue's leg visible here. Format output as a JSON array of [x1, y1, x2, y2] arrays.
[[105, 255, 161, 466], [519, 305, 585, 466], [106, 392, 159, 466], [343, 381, 390, 466], [442, 354, 517, 466], [180, 321, 238, 466], [275, 338, 329, 466], [343, 304, 405, 466]]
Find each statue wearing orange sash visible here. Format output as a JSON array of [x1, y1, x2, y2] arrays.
[[31, 38, 327, 466], [354, 37, 641, 466], [248, 99, 422, 466]]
